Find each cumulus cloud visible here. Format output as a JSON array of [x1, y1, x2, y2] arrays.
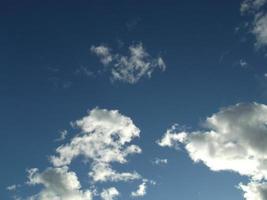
[[239, 181, 267, 200], [100, 187, 119, 200], [91, 43, 166, 84], [158, 102, 267, 199], [240, 0, 267, 48], [50, 108, 142, 182], [26, 167, 93, 200]]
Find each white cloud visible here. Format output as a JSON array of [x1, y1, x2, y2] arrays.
[[131, 180, 147, 197], [100, 187, 119, 200], [240, 0, 267, 48], [91, 43, 166, 84], [90, 45, 113, 65], [159, 103, 267, 180], [157, 124, 187, 150], [239, 181, 267, 200], [153, 158, 168, 165], [6, 184, 19, 191], [26, 167, 93, 200], [158, 102, 267, 199], [50, 108, 142, 182]]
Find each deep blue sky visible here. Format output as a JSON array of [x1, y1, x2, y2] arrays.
[[1, 0, 267, 199]]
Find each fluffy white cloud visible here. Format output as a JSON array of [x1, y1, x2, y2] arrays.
[[27, 167, 92, 200], [158, 102, 267, 200], [100, 187, 119, 200], [131, 180, 147, 197], [91, 43, 166, 84], [50, 108, 142, 182], [239, 181, 267, 200], [240, 0, 267, 48], [157, 124, 187, 149], [159, 103, 267, 180]]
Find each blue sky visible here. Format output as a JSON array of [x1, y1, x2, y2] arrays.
[[1, 0, 267, 200]]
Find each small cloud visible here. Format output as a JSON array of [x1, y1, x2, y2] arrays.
[[131, 180, 147, 197], [6, 184, 19, 191], [100, 187, 119, 200], [55, 130, 68, 142], [239, 59, 249, 68], [75, 65, 94, 77], [90, 45, 113, 65], [152, 158, 168, 165], [126, 18, 141, 31], [131, 179, 156, 198]]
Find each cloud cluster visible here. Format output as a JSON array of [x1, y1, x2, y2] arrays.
[[158, 102, 267, 200], [91, 43, 166, 84], [241, 0, 267, 48], [24, 108, 148, 200]]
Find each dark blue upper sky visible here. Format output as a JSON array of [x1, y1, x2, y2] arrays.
[[1, 0, 267, 200]]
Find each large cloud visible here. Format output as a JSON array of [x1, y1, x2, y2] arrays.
[[91, 43, 166, 84], [158, 102, 267, 200], [50, 108, 142, 182]]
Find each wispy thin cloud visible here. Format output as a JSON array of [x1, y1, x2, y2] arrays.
[[91, 42, 166, 84]]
